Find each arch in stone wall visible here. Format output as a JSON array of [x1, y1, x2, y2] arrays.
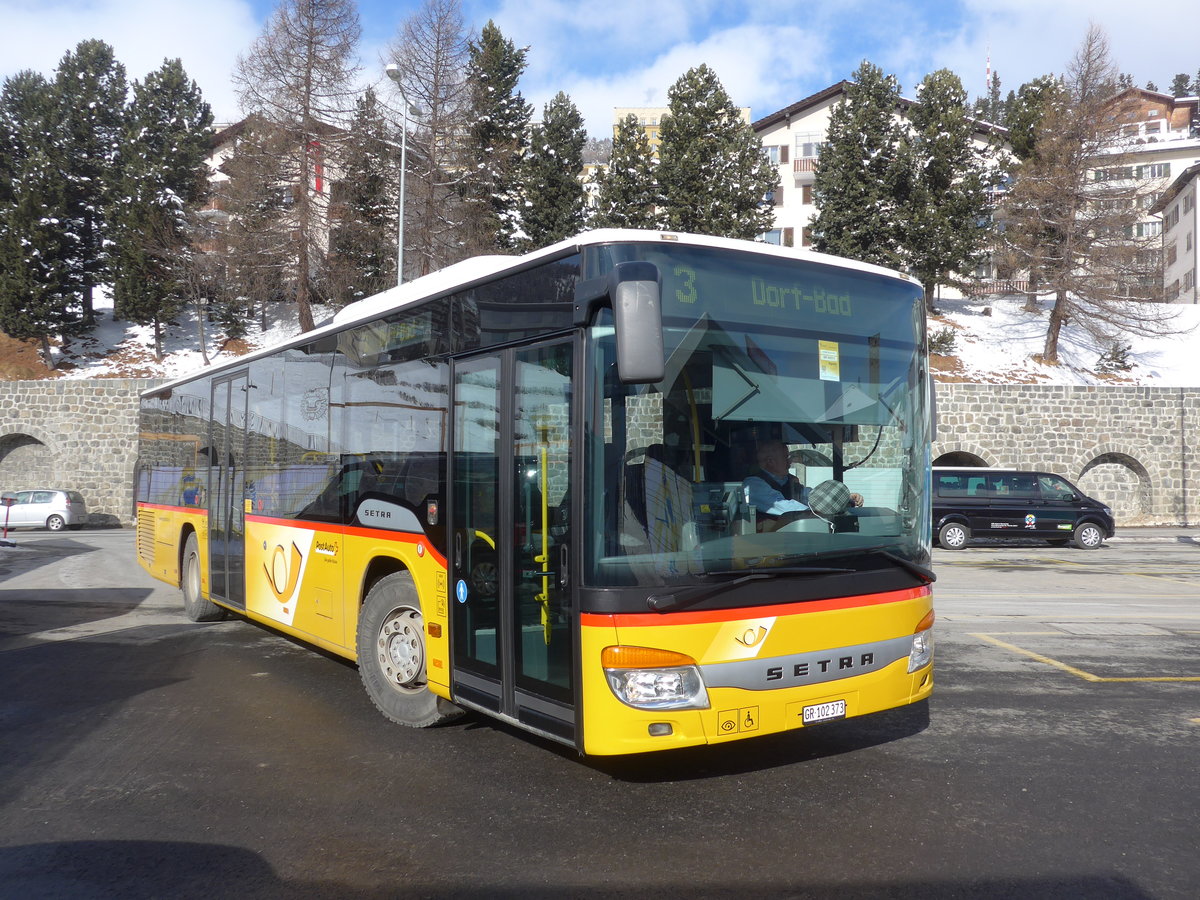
[[0, 425, 62, 491], [1076, 449, 1153, 525], [931, 442, 997, 467]]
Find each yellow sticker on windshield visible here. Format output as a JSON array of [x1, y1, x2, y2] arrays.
[[819, 340, 840, 381]]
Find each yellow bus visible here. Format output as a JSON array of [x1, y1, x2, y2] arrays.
[[134, 229, 934, 755]]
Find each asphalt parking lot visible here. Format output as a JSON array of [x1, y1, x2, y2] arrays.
[[0, 528, 1197, 898]]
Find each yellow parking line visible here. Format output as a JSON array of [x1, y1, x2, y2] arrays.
[[970, 632, 1200, 683]]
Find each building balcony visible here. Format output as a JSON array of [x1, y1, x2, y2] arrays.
[[793, 157, 818, 182]]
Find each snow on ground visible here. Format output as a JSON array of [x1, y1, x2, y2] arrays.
[[930, 293, 1200, 386], [43, 285, 1200, 387]]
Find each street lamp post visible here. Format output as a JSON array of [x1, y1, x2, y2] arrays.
[[384, 64, 409, 285]]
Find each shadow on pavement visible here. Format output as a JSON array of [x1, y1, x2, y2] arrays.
[[0, 839, 1156, 899]]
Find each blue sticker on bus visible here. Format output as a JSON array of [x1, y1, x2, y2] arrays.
[[456, 579, 469, 603]]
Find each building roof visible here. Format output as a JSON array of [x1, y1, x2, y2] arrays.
[[751, 80, 1008, 138]]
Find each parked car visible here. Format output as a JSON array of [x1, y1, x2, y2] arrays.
[[932, 467, 1114, 550], [0, 489, 88, 531]]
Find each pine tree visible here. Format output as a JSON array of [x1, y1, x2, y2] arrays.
[[904, 69, 996, 314], [51, 40, 128, 328], [234, 0, 362, 332], [0, 71, 77, 366], [461, 20, 531, 254], [521, 91, 587, 249], [973, 70, 1004, 125], [592, 113, 658, 229], [1169, 74, 1191, 97], [111, 58, 213, 360], [328, 87, 399, 305], [811, 61, 908, 268], [657, 65, 778, 239], [1004, 75, 1061, 162]]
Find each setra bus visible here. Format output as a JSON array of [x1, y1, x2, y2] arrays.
[[134, 229, 934, 756]]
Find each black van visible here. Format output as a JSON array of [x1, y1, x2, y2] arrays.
[[932, 467, 1115, 550]]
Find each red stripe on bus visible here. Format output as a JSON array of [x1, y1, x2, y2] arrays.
[[580, 585, 931, 628], [137, 502, 207, 516]]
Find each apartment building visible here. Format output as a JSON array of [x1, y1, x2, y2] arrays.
[[1091, 89, 1200, 301], [613, 106, 752, 161], [1152, 161, 1200, 303], [752, 82, 1005, 251]]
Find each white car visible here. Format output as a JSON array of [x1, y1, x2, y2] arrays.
[[1, 490, 89, 531]]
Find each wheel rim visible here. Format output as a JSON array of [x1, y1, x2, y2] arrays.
[[185, 550, 200, 602], [377, 607, 425, 693], [946, 527, 965, 548], [1081, 526, 1102, 547], [47, 516, 64, 531]]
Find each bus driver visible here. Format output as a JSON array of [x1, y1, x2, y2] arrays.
[[743, 439, 862, 530]]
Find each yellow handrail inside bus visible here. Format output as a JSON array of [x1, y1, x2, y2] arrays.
[[536, 436, 551, 644]]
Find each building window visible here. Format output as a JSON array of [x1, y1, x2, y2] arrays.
[[802, 184, 813, 205], [1167, 243, 1178, 266], [1135, 163, 1170, 180], [1188, 232, 1193, 252], [762, 229, 782, 245], [795, 134, 824, 159], [1184, 269, 1195, 291], [801, 227, 812, 247], [783, 227, 794, 248], [772, 183, 784, 206]]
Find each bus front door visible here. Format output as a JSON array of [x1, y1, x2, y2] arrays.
[[208, 371, 248, 610], [450, 340, 577, 745]]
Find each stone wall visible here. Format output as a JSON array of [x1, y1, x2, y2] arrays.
[[0, 379, 1195, 528], [933, 384, 1200, 526], [0, 379, 161, 527]]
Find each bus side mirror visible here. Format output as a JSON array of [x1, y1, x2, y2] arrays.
[[610, 262, 665, 384]]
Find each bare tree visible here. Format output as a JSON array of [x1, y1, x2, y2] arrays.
[[233, 0, 362, 333], [386, 0, 471, 278], [999, 25, 1175, 364]]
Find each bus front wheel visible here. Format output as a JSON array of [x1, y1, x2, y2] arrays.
[[181, 533, 226, 622], [357, 571, 462, 728]]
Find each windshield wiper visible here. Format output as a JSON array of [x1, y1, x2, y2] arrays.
[[872, 550, 936, 584], [646, 567, 853, 613]]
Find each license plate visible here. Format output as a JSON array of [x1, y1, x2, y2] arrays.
[[802, 700, 846, 725]]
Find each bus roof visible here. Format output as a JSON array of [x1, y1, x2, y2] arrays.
[[142, 228, 919, 398]]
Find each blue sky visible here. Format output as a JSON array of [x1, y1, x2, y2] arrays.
[[3, 1, 1198, 135]]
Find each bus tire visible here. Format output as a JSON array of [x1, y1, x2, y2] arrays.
[[181, 532, 226, 622], [1073, 522, 1105, 549], [357, 571, 462, 728], [938, 521, 970, 550]]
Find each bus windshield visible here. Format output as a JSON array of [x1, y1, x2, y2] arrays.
[[584, 242, 930, 587]]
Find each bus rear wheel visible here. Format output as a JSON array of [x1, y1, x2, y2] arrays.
[[181, 533, 226, 622], [357, 571, 462, 728]]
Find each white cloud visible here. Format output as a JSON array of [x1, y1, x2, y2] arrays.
[[521, 23, 829, 135], [0, 0, 259, 122], [940, 0, 1200, 100]]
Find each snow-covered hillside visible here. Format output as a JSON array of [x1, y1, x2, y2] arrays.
[[928, 293, 1200, 386], [21, 286, 1200, 388]]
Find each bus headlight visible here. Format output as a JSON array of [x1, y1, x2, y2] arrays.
[[908, 610, 935, 673], [602, 646, 710, 710]]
